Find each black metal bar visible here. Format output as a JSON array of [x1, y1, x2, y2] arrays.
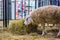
[[28, 0, 30, 15], [3, 0, 9, 27], [15, 0, 16, 20], [3, 0, 5, 27], [35, 0, 36, 9], [8, 0, 11, 20]]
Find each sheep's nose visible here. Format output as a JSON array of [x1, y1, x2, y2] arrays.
[[24, 21, 27, 25], [24, 21, 28, 25], [24, 21, 25, 25]]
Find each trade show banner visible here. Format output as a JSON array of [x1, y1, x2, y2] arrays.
[[16, 0, 19, 19], [16, 0, 35, 19]]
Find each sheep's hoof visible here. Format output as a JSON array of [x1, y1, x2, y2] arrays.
[[54, 34, 60, 38], [55, 36, 60, 38], [42, 31, 46, 36], [56, 35, 60, 38]]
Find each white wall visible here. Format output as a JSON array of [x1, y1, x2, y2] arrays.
[[11, 2, 15, 19], [0, 0, 3, 19]]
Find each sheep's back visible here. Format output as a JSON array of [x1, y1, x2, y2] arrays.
[[31, 5, 60, 24]]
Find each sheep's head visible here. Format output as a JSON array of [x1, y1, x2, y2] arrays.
[[24, 15, 33, 25]]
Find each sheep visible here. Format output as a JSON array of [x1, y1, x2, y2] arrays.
[[24, 5, 60, 37]]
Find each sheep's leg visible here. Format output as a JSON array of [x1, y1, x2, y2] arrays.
[[57, 29, 60, 37], [42, 30, 45, 36], [42, 25, 46, 36]]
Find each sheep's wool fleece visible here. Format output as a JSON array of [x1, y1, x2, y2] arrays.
[[30, 5, 60, 24]]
